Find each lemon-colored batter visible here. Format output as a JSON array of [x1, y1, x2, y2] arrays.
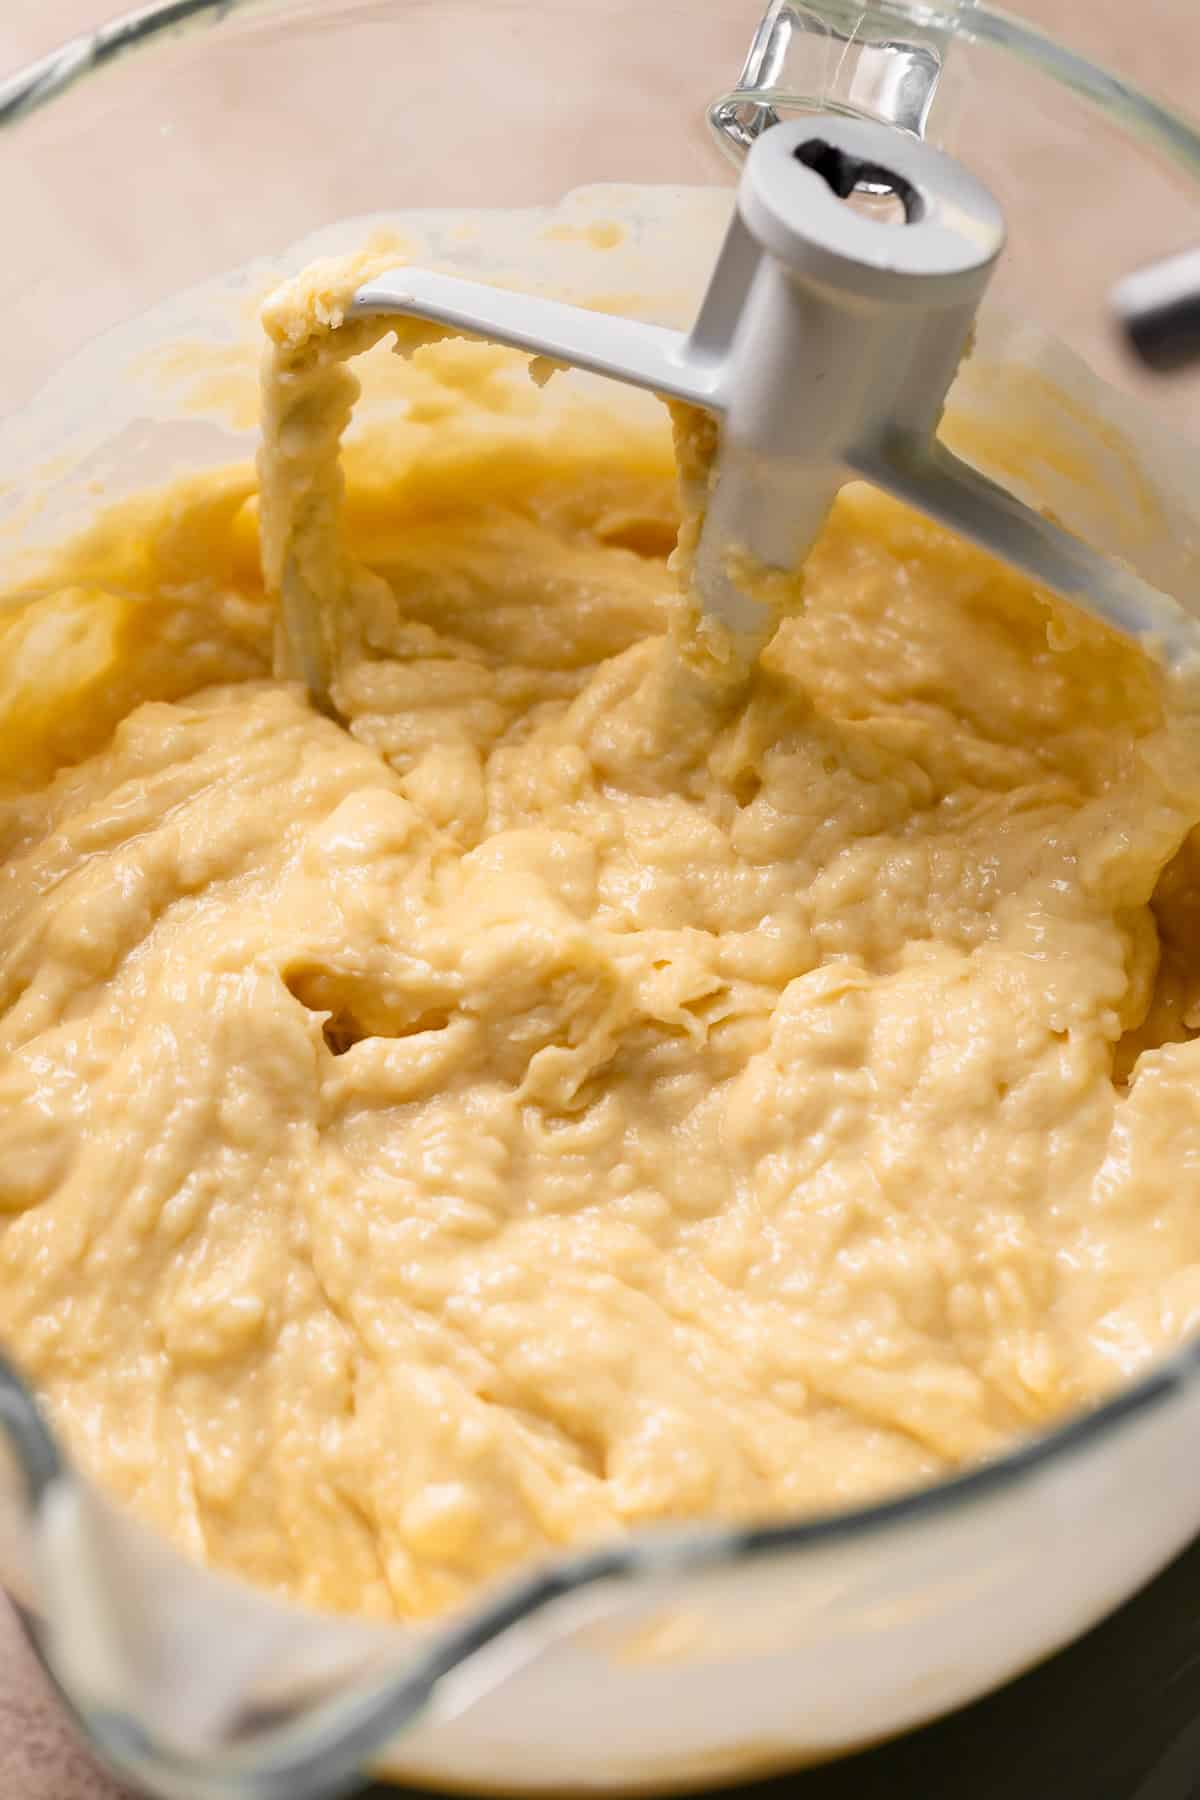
[[3, 252, 1200, 1623]]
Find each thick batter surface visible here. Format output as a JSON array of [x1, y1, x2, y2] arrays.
[[3, 256, 1200, 1621]]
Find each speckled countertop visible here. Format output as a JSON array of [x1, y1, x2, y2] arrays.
[[1, 2, 1198, 1796]]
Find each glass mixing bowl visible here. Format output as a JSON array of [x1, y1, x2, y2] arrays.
[[1, 4, 1200, 1798]]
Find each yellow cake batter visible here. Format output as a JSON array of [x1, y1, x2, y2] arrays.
[[3, 251, 1200, 1622]]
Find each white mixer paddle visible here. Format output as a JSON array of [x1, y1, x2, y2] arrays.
[[351, 115, 1197, 667]]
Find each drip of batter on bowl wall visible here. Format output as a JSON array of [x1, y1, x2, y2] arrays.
[[5, 229, 1200, 1624]]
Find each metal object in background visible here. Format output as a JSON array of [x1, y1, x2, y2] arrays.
[[1116, 247, 1200, 373]]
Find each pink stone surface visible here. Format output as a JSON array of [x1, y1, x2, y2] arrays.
[[0, 2, 1196, 1794]]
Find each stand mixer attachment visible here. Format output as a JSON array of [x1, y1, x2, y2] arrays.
[[350, 113, 1195, 666]]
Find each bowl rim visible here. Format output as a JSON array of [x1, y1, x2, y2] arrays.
[[3, 0, 1200, 175]]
